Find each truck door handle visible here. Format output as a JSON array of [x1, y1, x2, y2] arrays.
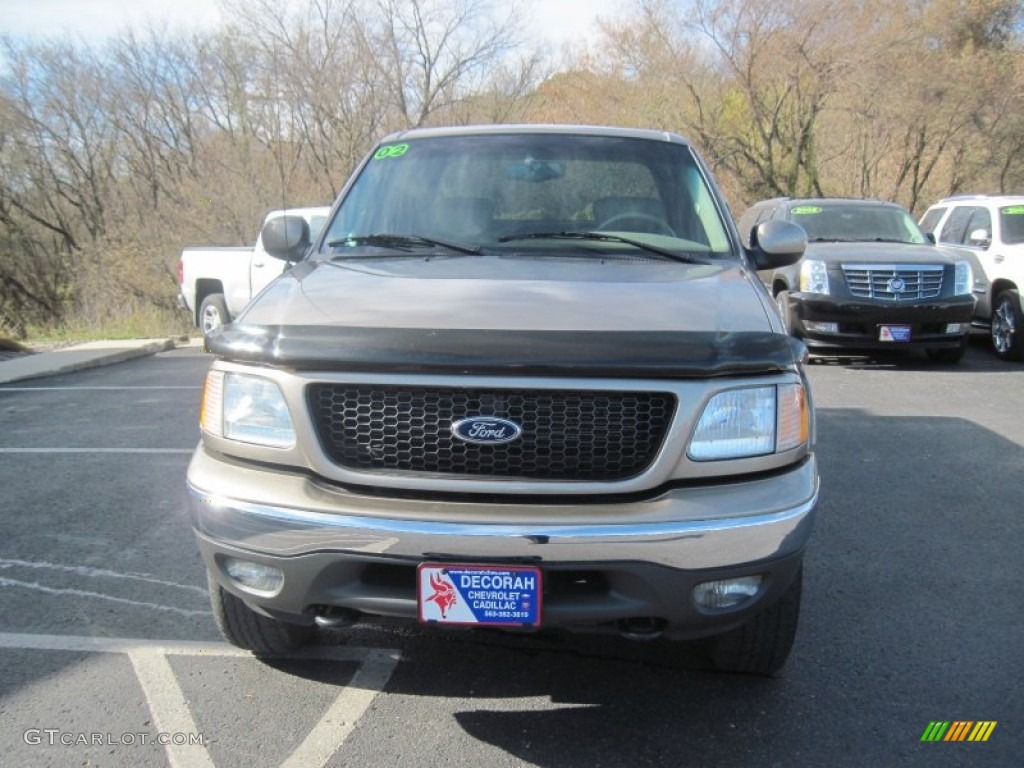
[[253, 262, 265, 268]]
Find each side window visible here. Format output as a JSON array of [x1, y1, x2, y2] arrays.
[[1000, 205, 1024, 244], [919, 206, 946, 234], [938, 206, 973, 244], [964, 208, 992, 247]]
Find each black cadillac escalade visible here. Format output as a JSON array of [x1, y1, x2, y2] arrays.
[[738, 198, 977, 363]]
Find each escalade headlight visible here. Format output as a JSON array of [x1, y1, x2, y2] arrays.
[[689, 384, 808, 461], [799, 259, 830, 294], [954, 261, 972, 296], [201, 371, 295, 448]]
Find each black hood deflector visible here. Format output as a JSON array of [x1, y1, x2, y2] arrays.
[[208, 325, 806, 378]]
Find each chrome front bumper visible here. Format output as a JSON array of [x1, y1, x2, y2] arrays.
[[187, 445, 819, 571]]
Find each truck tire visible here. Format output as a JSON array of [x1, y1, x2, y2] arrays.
[[208, 570, 315, 655], [708, 567, 802, 676], [199, 293, 230, 338], [991, 289, 1024, 361]]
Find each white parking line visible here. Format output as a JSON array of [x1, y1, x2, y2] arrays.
[[0, 558, 210, 597], [283, 649, 400, 768], [0, 577, 211, 617], [129, 648, 216, 768], [0, 632, 257, 656], [0, 632, 398, 661], [0, 632, 401, 767], [0, 386, 202, 391], [0, 448, 194, 454]]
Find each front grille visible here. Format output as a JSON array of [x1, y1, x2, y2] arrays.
[[307, 385, 676, 481], [842, 264, 944, 300]]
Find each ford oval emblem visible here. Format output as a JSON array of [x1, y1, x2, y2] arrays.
[[451, 417, 523, 445]]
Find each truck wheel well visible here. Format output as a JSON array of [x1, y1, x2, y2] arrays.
[[991, 278, 1018, 302], [195, 279, 225, 323]]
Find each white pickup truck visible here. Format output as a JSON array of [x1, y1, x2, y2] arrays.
[[178, 206, 330, 336]]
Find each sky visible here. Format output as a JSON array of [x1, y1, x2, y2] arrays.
[[0, 0, 623, 49]]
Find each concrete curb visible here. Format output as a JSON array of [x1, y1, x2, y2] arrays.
[[0, 338, 183, 385]]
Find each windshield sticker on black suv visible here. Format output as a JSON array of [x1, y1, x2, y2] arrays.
[[374, 143, 410, 160], [791, 206, 823, 215]]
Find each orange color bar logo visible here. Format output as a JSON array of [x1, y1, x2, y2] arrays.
[[921, 721, 997, 742]]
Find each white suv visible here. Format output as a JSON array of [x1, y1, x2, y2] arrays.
[[920, 195, 1024, 360]]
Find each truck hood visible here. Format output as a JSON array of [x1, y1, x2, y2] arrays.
[[212, 256, 805, 378], [805, 241, 962, 264], [240, 256, 772, 331]]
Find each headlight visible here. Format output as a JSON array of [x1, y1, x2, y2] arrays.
[[201, 371, 295, 448], [689, 384, 808, 461], [954, 261, 973, 296], [799, 259, 830, 294]]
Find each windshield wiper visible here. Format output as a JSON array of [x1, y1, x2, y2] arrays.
[[497, 231, 710, 264], [810, 237, 914, 244], [326, 233, 482, 256]]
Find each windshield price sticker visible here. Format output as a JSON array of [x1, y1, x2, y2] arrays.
[[417, 564, 542, 627], [374, 143, 410, 160], [790, 205, 823, 215], [1001, 205, 1024, 215]]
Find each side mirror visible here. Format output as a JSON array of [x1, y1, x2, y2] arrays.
[[261, 215, 311, 261], [967, 228, 991, 248], [748, 220, 806, 269]]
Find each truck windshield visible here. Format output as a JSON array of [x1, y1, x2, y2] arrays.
[[790, 203, 929, 244], [320, 133, 734, 259]]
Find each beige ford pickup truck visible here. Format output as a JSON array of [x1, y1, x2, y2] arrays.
[[188, 124, 818, 675]]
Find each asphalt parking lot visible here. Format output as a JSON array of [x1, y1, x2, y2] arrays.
[[0, 340, 1020, 767]]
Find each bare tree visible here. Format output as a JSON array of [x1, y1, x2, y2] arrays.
[[0, 38, 119, 330], [369, 0, 527, 127], [2, 0, 1019, 337]]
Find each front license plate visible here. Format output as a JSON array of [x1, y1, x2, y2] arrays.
[[879, 325, 912, 342], [417, 564, 542, 627]]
